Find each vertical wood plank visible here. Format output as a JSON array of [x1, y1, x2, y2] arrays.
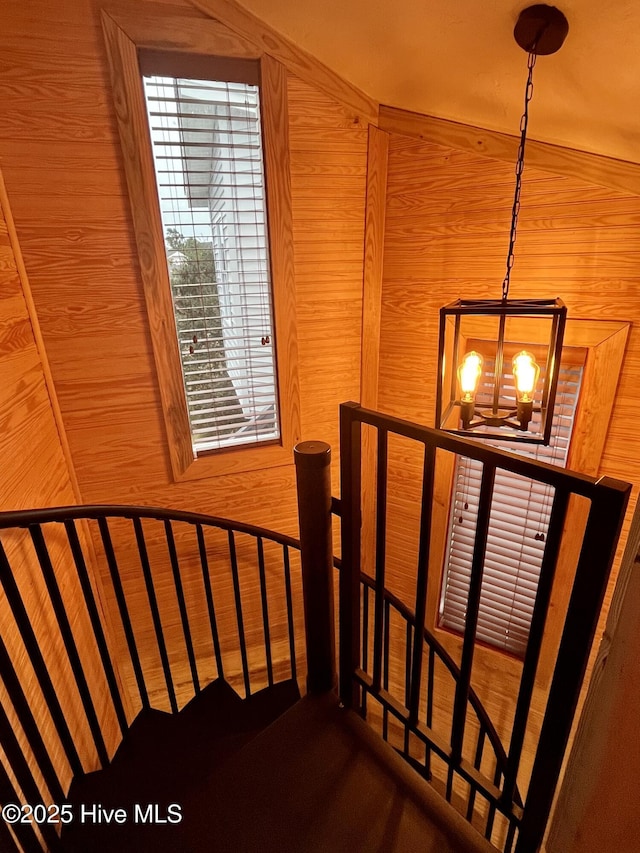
[[360, 126, 389, 574], [360, 125, 389, 410], [260, 54, 301, 453]]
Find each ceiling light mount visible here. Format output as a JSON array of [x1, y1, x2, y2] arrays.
[[514, 4, 569, 56]]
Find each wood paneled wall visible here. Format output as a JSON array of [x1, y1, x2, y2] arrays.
[[288, 72, 367, 484], [0, 0, 367, 716], [0, 170, 121, 799], [0, 0, 366, 523], [377, 129, 640, 798]]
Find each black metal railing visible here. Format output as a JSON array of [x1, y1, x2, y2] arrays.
[[0, 412, 631, 853], [338, 401, 630, 853], [358, 572, 523, 814], [0, 504, 304, 853]]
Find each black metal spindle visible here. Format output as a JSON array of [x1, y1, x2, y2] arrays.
[[451, 463, 496, 762], [0, 760, 42, 853], [404, 620, 412, 708], [485, 766, 503, 840], [500, 487, 570, 808], [0, 538, 82, 776], [98, 517, 149, 710], [362, 584, 369, 718], [132, 518, 177, 714], [425, 644, 435, 778], [382, 597, 390, 741], [362, 584, 369, 671], [0, 700, 62, 851], [372, 428, 388, 692], [28, 524, 109, 767], [283, 544, 297, 680], [492, 313, 507, 413], [466, 726, 486, 820], [256, 536, 273, 687], [0, 802, 20, 853], [64, 519, 128, 736], [404, 620, 412, 755], [0, 635, 64, 804], [339, 402, 362, 709], [505, 819, 518, 853], [409, 443, 436, 725], [195, 523, 224, 681], [228, 530, 251, 696], [446, 764, 455, 802], [164, 520, 200, 693]]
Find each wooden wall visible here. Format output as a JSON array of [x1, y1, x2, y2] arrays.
[[0, 170, 121, 802], [378, 129, 640, 593], [376, 128, 640, 799], [0, 0, 365, 523], [0, 0, 367, 713]]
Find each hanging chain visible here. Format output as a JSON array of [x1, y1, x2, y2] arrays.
[[501, 50, 537, 301]]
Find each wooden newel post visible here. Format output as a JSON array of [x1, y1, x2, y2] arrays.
[[294, 440, 337, 694]]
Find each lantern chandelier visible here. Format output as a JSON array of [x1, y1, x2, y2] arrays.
[[436, 4, 569, 445]]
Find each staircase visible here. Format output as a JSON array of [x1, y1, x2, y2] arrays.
[[0, 404, 631, 853], [61, 678, 300, 852], [62, 683, 497, 853]]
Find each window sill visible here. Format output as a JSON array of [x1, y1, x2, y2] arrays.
[[173, 440, 297, 482]]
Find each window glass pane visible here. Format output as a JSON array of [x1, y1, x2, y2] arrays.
[[439, 360, 583, 657], [143, 75, 279, 453]]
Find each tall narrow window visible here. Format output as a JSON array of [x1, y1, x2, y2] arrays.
[[142, 72, 279, 454], [439, 355, 584, 658]]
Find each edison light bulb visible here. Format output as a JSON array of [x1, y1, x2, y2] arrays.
[[512, 351, 539, 403], [457, 351, 483, 430], [512, 350, 539, 431], [458, 351, 483, 402]]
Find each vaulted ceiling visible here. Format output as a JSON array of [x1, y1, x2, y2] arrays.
[[236, 0, 640, 164]]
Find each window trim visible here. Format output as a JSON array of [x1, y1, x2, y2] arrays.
[[102, 11, 299, 482]]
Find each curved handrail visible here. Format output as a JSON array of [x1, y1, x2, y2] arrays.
[[0, 501, 522, 852], [0, 503, 301, 550], [0, 506, 516, 768]]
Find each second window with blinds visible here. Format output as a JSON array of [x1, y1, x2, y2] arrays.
[[439, 351, 585, 658]]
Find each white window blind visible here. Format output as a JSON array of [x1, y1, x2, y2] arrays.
[[439, 361, 583, 658], [143, 75, 279, 453]]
